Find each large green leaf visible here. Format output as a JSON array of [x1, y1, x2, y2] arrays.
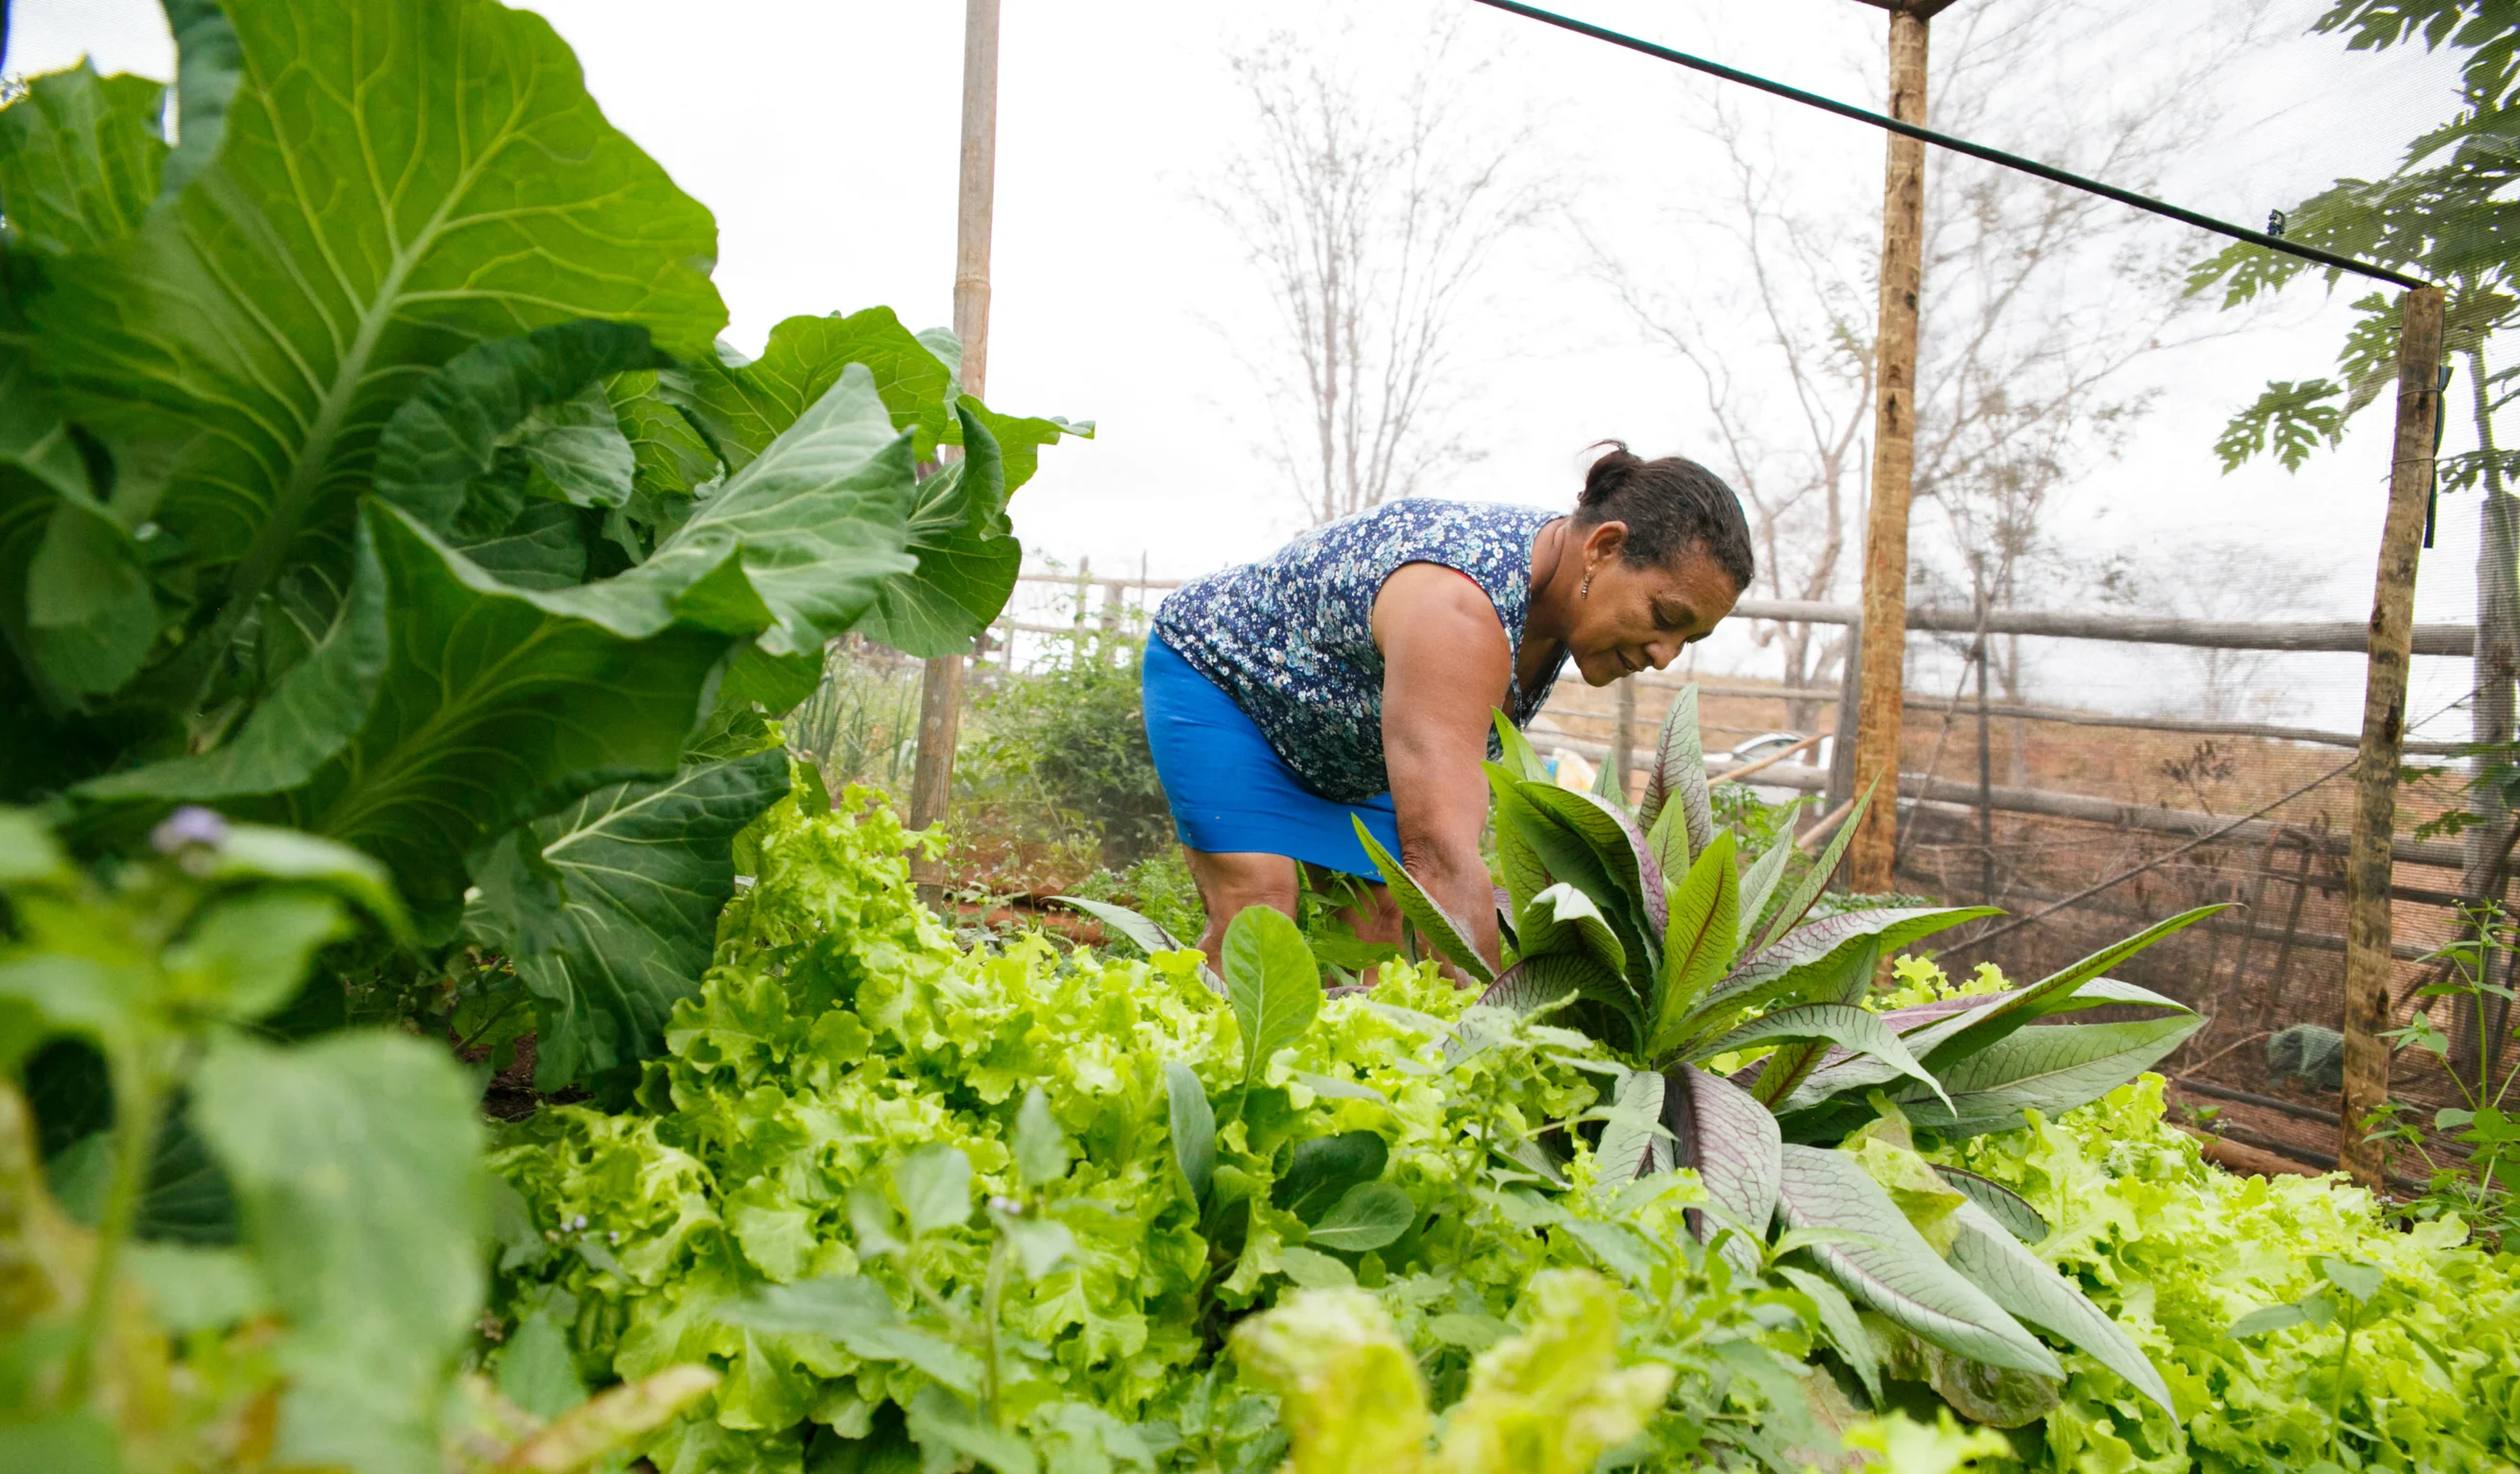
[[1515, 882, 1630, 979], [1648, 831, 1739, 1056], [193, 1032, 486, 1474], [1774, 1143, 2061, 1380], [0, 62, 167, 254], [1514, 781, 1667, 939], [1900, 1015, 2205, 1139], [1663, 1065, 1781, 1266], [1687, 1003, 1950, 1109], [1224, 906, 1321, 1096], [77, 523, 389, 804], [27, 0, 725, 635], [1477, 952, 1643, 1051], [854, 404, 1022, 658], [1919, 905, 2226, 1069], [1684, 905, 1998, 1051], [1751, 785, 1876, 955], [1352, 817, 1494, 985], [158, 0, 245, 197], [594, 363, 918, 657], [1593, 1068, 1668, 1184], [688, 308, 959, 468], [0, 339, 156, 705], [1943, 1198, 2174, 1417], [1637, 683, 1714, 864], [371, 320, 661, 532], [466, 749, 789, 1091], [273, 505, 734, 935]]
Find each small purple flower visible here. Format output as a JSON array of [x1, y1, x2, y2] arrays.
[[151, 806, 229, 855]]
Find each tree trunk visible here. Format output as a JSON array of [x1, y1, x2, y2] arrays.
[[1849, 8, 1930, 891], [2339, 285, 2446, 1189]]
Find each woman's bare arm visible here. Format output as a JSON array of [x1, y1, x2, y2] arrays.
[[1371, 564, 1512, 973]]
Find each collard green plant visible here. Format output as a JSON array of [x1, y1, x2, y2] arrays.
[[0, 0, 1087, 1090], [1360, 687, 2217, 1425]]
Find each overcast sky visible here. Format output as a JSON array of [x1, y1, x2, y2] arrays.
[[6, 0, 2480, 732]]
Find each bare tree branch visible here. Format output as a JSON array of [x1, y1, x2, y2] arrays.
[[1200, 18, 1546, 525]]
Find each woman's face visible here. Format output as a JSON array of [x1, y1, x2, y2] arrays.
[[1562, 525, 1742, 687]]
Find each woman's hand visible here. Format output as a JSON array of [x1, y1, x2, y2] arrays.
[[1371, 564, 1513, 976]]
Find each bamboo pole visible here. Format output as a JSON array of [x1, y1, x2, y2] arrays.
[[1848, 6, 1929, 891], [909, 0, 1003, 906], [2338, 285, 2446, 1188]]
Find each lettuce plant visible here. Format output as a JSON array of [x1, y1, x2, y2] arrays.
[[0, 0, 1085, 1091], [1357, 687, 2219, 1426]]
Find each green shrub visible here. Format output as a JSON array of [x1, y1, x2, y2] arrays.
[[960, 637, 1172, 869]]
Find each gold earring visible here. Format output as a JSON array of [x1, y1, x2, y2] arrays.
[[1580, 569, 1592, 598]]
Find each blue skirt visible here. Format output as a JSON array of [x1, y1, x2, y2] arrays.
[[1140, 636, 1402, 878]]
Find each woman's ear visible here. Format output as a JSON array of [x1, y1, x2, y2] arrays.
[[1582, 520, 1630, 568]]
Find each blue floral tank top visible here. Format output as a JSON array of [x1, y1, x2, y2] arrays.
[[1152, 498, 1564, 804]]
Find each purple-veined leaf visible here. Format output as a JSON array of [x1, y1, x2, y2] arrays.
[[1664, 1065, 1782, 1270], [1921, 906, 2224, 1069], [1351, 818, 1494, 986], [1775, 1145, 2061, 1379], [1752, 785, 1877, 954], [1647, 832, 1739, 1056], [1498, 793, 1656, 977], [1778, 995, 2019, 1112], [1638, 684, 1715, 862], [1478, 953, 1644, 1051], [1514, 782, 1668, 939], [1733, 832, 1798, 951], [1902, 1015, 2204, 1139], [1743, 942, 1881, 1108], [1932, 1167, 2048, 1246], [1684, 906, 1999, 1052], [1487, 767, 1562, 931], [1774, 1263, 1884, 1404], [1594, 1069, 1669, 1186], [1516, 882, 1630, 979], [1944, 1198, 2172, 1417], [1684, 1003, 1950, 1109]]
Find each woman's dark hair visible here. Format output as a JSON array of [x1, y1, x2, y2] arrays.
[[1574, 442, 1756, 590]]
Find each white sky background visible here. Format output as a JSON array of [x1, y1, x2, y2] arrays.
[[5, 0, 2481, 733]]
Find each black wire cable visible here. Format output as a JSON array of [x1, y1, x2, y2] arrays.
[[1468, 0, 2433, 293]]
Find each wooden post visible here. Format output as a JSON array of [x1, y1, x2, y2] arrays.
[[1846, 5, 1930, 892], [1823, 621, 1862, 846], [908, 0, 1002, 906], [1611, 677, 1638, 804], [2338, 285, 2446, 1188]]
